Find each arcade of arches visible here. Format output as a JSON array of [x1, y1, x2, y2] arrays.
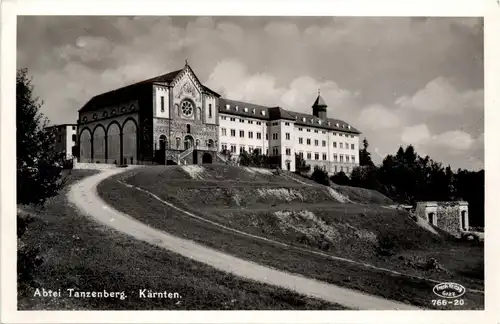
[[79, 118, 138, 164]]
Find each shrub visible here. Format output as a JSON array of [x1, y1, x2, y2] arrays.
[[295, 154, 310, 175], [310, 165, 329, 186], [18, 237, 43, 284], [330, 172, 350, 186], [376, 232, 398, 256], [62, 158, 74, 170]]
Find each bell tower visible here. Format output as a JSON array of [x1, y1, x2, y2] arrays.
[[312, 89, 327, 119]]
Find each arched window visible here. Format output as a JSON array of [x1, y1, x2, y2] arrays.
[[186, 124, 191, 134], [195, 139, 200, 147], [176, 137, 181, 148]]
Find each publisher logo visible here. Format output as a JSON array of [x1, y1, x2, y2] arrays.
[[433, 282, 466, 299]]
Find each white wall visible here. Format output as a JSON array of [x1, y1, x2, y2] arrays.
[[153, 85, 170, 119], [218, 113, 269, 155], [292, 125, 360, 174], [295, 126, 329, 164], [217, 111, 360, 173], [278, 120, 296, 170], [204, 95, 217, 125], [65, 125, 77, 159]]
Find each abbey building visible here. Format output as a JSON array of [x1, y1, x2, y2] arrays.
[[77, 62, 361, 174]]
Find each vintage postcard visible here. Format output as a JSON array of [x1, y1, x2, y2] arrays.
[[1, 0, 498, 323]]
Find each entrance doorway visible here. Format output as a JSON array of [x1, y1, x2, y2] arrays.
[[428, 212, 436, 226], [461, 211, 467, 231], [157, 135, 167, 164], [184, 135, 194, 150], [286, 161, 291, 171], [202, 153, 213, 164]]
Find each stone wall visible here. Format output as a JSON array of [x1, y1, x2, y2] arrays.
[[194, 150, 216, 165], [153, 118, 218, 151], [436, 205, 461, 237], [415, 201, 468, 238]]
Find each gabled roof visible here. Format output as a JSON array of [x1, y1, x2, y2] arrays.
[[218, 98, 296, 121], [142, 69, 183, 83], [285, 110, 361, 134], [79, 65, 220, 113], [218, 97, 361, 134], [218, 98, 272, 120]]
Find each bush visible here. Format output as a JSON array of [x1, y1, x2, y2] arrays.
[[239, 150, 269, 168], [376, 232, 398, 256], [62, 158, 74, 170], [295, 154, 310, 175], [330, 172, 350, 186], [310, 165, 329, 186], [18, 238, 43, 284], [17, 211, 44, 284]]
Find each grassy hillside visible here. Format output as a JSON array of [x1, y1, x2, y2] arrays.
[[18, 169, 342, 310], [98, 165, 484, 309]]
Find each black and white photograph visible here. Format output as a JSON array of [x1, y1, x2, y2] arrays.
[[2, 0, 497, 323]]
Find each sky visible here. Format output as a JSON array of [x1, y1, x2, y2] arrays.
[[17, 16, 484, 170]]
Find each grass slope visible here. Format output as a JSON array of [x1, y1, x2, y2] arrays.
[[97, 165, 484, 309], [18, 169, 343, 310]]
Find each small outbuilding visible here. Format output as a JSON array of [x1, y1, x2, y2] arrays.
[[415, 201, 469, 237]]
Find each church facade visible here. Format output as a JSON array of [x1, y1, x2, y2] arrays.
[[77, 62, 361, 174]]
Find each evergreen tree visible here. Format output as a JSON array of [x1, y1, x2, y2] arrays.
[[238, 150, 252, 166], [311, 165, 330, 186], [359, 137, 374, 167], [17, 68, 66, 206], [17, 68, 67, 285], [295, 153, 311, 175]]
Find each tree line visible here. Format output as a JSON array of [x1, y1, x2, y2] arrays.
[[222, 136, 484, 228], [339, 138, 484, 227]]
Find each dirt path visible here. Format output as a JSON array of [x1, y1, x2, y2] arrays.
[[67, 167, 421, 310]]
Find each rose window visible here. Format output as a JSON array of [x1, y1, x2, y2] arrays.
[[181, 100, 194, 117]]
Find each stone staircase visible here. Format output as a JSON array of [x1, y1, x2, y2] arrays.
[[216, 152, 239, 166], [177, 147, 194, 164], [216, 152, 228, 163]]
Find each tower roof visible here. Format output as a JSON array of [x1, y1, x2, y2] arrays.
[[312, 92, 327, 108]]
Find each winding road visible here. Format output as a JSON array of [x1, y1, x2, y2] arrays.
[[67, 167, 421, 310]]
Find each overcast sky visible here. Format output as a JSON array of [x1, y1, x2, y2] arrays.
[[17, 16, 484, 170]]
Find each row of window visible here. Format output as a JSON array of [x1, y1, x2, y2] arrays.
[[219, 144, 293, 157], [220, 128, 355, 150], [221, 116, 264, 125], [298, 152, 356, 163], [298, 138, 355, 150], [221, 118, 353, 137], [82, 106, 135, 123], [221, 144, 265, 155], [271, 121, 291, 126], [221, 128, 265, 139], [336, 165, 350, 173], [224, 104, 267, 116], [297, 127, 355, 138]]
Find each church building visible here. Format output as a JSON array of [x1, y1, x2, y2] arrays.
[[77, 61, 361, 174]]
